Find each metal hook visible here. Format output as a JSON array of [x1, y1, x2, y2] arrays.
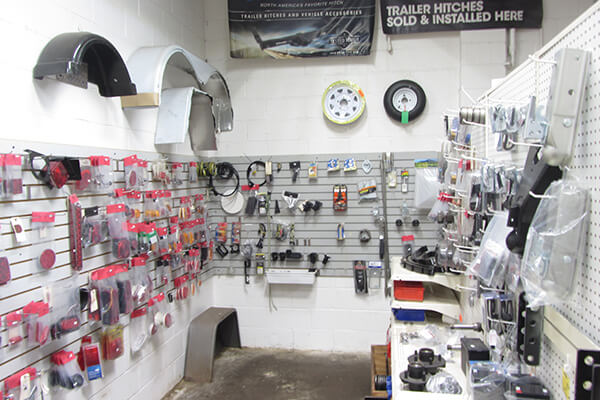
[[451, 140, 473, 149], [461, 120, 488, 129], [486, 206, 506, 216], [461, 154, 489, 163], [506, 138, 543, 148], [528, 54, 557, 65], [528, 190, 554, 200]]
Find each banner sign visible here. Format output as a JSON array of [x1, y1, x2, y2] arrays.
[[380, 0, 543, 35], [228, 0, 375, 59]]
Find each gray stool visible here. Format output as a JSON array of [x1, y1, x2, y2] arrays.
[[184, 307, 241, 383]]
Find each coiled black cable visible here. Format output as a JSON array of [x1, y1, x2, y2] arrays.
[[246, 160, 267, 187], [209, 162, 240, 197]]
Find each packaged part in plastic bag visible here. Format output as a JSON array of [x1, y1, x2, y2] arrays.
[[50, 350, 84, 391], [469, 211, 512, 287], [468, 362, 506, 399], [521, 176, 590, 307], [31, 211, 57, 270], [414, 159, 441, 209], [426, 371, 462, 394]]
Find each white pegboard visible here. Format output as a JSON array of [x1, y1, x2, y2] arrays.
[[464, 3, 600, 397], [537, 336, 575, 400]]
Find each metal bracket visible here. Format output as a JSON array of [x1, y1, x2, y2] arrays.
[[517, 292, 543, 366], [576, 350, 600, 399], [543, 48, 591, 166], [522, 96, 548, 143]]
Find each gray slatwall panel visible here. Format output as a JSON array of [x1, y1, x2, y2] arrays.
[[387, 152, 441, 258], [204, 151, 440, 279], [206, 153, 386, 276]]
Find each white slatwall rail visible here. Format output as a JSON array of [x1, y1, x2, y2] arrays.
[[0, 140, 213, 397]]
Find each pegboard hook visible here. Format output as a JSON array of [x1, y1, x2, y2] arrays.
[[528, 54, 557, 65], [528, 190, 554, 200], [506, 138, 543, 148]]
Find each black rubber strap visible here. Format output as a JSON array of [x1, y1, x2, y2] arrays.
[[246, 161, 267, 187]]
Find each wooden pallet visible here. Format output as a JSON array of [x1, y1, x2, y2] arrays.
[[370, 344, 389, 398]]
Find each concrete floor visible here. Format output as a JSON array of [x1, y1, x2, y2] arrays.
[[163, 347, 371, 400]]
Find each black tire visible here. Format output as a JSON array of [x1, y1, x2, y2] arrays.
[[383, 80, 426, 122]]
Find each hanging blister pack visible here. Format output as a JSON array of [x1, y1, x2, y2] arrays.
[[23, 300, 51, 346], [137, 159, 148, 188], [150, 292, 173, 330], [123, 155, 139, 190], [400, 169, 409, 192], [353, 260, 368, 294], [144, 190, 160, 220], [90, 155, 114, 192], [3, 368, 40, 400], [75, 157, 93, 192], [159, 190, 173, 217], [157, 226, 170, 255], [48, 277, 81, 340], [308, 161, 318, 179], [114, 265, 133, 315], [344, 158, 357, 172], [50, 350, 85, 391], [82, 207, 108, 248], [152, 157, 171, 184], [358, 179, 377, 202], [333, 184, 347, 211], [107, 203, 130, 259], [127, 190, 143, 222], [4, 154, 23, 195], [172, 162, 184, 185], [414, 159, 441, 209], [327, 158, 340, 172], [89, 266, 121, 326], [80, 337, 103, 381], [6, 310, 24, 347], [169, 222, 182, 254], [156, 256, 172, 287], [0, 250, 11, 285], [101, 324, 124, 360], [189, 161, 198, 183], [130, 306, 151, 353], [130, 257, 153, 307], [31, 211, 57, 270]]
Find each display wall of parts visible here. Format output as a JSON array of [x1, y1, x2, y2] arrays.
[[120, 45, 233, 152], [430, 6, 600, 398], [33, 32, 137, 97], [322, 80, 366, 125], [203, 151, 439, 281], [0, 141, 211, 387]]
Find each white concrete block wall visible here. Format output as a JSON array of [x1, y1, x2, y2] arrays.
[[0, 0, 597, 398], [0, 0, 205, 156], [203, 0, 595, 156], [0, 1, 210, 399], [212, 275, 390, 352]]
